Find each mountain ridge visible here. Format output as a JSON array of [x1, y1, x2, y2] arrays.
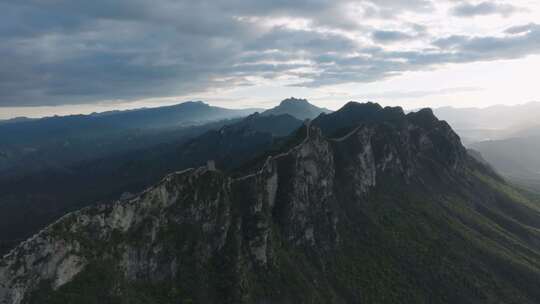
[[2, 102, 540, 303], [0, 101, 260, 179], [0, 113, 302, 256]]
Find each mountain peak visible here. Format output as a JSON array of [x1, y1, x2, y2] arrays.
[[312, 101, 406, 137], [262, 98, 331, 120], [341, 100, 382, 110], [406, 107, 440, 128]]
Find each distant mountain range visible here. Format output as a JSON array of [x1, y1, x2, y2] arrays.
[[434, 102, 540, 194], [434, 101, 540, 144], [470, 137, 540, 193], [4, 102, 540, 303], [0, 101, 260, 178], [2, 101, 261, 129], [0, 99, 316, 255], [0, 117, 35, 125]]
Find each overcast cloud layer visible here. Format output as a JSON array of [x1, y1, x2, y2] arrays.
[[1, 0, 540, 108]]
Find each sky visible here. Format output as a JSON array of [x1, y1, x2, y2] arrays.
[[1, 0, 540, 119]]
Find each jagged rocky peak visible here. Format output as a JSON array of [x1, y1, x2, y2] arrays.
[[313, 101, 456, 138], [2, 102, 537, 303], [341, 101, 405, 116], [312, 101, 406, 136], [321, 101, 450, 132]]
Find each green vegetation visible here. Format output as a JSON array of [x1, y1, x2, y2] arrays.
[[30, 170, 540, 303]]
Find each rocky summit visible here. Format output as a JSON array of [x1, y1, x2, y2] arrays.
[[2, 103, 540, 303]]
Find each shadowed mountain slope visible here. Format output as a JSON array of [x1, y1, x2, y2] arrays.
[[0, 113, 302, 256], [0, 101, 259, 178]]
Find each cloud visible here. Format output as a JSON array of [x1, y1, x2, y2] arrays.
[[359, 87, 484, 99], [360, 0, 434, 18], [372, 30, 415, 43], [505, 23, 540, 35], [0, 0, 539, 107], [451, 1, 520, 17], [432, 24, 540, 61], [294, 22, 540, 87], [246, 27, 358, 53]]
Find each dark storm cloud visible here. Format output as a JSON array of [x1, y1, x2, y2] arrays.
[[1, 0, 539, 106], [451, 1, 519, 17]]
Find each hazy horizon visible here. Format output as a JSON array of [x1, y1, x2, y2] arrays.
[[1, 98, 540, 120]]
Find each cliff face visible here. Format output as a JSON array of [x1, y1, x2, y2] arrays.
[[2, 103, 540, 304]]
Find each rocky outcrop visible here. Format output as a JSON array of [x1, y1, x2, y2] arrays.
[[0, 168, 202, 303]]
